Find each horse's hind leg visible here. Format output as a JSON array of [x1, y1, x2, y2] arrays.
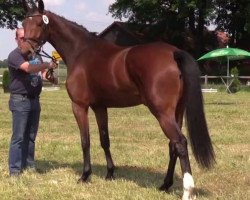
[[92, 106, 115, 180], [159, 99, 186, 191], [176, 136, 195, 200], [159, 141, 177, 191], [154, 111, 195, 200]]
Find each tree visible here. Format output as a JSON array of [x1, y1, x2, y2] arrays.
[[109, 0, 216, 56], [2, 69, 10, 93], [1, 0, 249, 53], [0, 59, 8, 68], [0, 0, 25, 29], [214, 0, 250, 48], [109, 0, 250, 55]]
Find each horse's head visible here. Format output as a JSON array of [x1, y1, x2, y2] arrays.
[[21, 0, 49, 55]]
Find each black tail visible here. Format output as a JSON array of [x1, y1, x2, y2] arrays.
[[174, 50, 215, 169]]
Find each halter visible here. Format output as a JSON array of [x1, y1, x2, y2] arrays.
[[24, 13, 58, 81], [24, 14, 49, 53]]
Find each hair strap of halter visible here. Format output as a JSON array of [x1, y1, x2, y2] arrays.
[[25, 14, 49, 25], [25, 14, 42, 18]]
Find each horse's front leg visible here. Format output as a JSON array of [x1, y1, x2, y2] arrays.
[[72, 102, 91, 182], [92, 106, 115, 180]]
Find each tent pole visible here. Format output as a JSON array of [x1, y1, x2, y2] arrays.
[[227, 57, 229, 86]]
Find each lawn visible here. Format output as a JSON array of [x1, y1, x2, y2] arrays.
[[0, 88, 249, 200]]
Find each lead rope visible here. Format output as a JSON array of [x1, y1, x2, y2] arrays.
[[36, 48, 58, 81]]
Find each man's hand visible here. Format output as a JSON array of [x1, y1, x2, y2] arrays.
[[47, 61, 58, 69], [45, 60, 58, 84]]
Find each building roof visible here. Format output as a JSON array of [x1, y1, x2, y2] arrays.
[[98, 21, 148, 43]]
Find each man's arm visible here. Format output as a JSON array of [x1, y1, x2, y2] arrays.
[[20, 61, 56, 73]]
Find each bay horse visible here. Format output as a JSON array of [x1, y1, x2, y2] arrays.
[[21, 1, 215, 199]]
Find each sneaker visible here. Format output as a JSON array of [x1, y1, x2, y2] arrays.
[[26, 166, 42, 173], [10, 171, 21, 177]]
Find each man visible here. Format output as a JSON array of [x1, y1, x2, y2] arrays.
[[7, 28, 57, 176]]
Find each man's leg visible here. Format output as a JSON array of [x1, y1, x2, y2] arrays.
[[25, 98, 41, 169], [9, 95, 30, 175]]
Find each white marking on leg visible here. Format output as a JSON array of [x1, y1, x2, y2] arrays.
[[182, 172, 196, 200]]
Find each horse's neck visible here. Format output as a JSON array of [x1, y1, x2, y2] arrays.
[[46, 11, 91, 66]]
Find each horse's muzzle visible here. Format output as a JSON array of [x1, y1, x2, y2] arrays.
[[20, 41, 34, 55]]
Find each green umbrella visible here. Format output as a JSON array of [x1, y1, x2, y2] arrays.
[[198, 47, 250, 61], [197, 47, 250, 92]]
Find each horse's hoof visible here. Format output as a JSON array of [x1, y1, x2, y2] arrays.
[[105, 174, 115, 181], [159, 181, 173, 192], [105, 168, 115, 181], [77, 177, 89, 184], [77, 171, 92, 183], [77, 178, 83, 184], [159, 185, 168, 192]]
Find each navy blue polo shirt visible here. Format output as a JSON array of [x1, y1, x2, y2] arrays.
[[8, 48, 43, 97]]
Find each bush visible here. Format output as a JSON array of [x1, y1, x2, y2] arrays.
[[229, 67, 241, 93], [2, 70, 10, 93]]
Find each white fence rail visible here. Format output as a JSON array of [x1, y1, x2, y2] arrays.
[[201, 75, 250, 86]]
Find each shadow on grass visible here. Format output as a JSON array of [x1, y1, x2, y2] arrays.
[[37, 159, 166, 187], [36, 159, 212, 198]]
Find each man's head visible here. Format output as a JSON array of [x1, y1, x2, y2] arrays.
[[16, 27, 33, 56], [15, 28, 24, 48]]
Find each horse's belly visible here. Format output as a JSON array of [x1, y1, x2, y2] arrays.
[[92, 92, 142, 108]]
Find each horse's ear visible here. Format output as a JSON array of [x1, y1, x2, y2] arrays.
[[38, 0, 45, 13], [22, 0, 34, 12]]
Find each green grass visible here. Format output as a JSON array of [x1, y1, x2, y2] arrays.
[[0, 88, 249, 200]]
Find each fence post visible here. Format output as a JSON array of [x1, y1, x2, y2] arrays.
[[204, 75, 208, 88], [57, 63, 60, 84]]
